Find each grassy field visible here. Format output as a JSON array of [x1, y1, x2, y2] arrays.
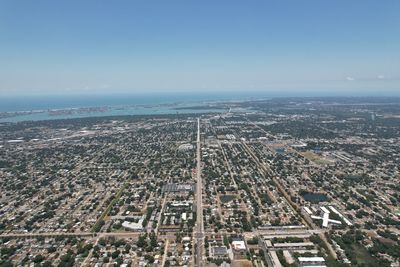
[[220, 194, 236, 203], [352, 244, 379, 265], [302, 151, 334, 165]]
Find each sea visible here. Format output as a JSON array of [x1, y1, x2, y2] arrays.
[[2, 90, 395, 123], [0, 91, 268, 123]]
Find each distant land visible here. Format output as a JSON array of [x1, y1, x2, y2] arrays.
[[2, 90, 400, 112], [1, 92, 399, 123]]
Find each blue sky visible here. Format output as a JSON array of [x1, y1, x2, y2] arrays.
[[0, 0, 399, 96]]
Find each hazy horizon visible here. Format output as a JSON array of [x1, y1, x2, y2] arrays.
[[1, 90, 400, 114], [2, 88, 400, 98]]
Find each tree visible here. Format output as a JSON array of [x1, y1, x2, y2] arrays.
[[144, 255, 155, 263], [98, 238, 106, 246], [33, 254, 45, 263], [111, 250, 120, 259], [42, 261, 53, 267], [137, 234, 146, 248]]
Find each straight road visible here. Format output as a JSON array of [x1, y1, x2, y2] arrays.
[[161, 239, 169, 267], [0, 232, 94, 238], [0, 231, 141, 239], [195, 118, 204, 267]]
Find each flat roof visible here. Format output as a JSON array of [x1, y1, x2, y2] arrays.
[[303, 207, 313, 215], [298, 257, 325, 262], [269, 251, 283, 267], [322, 212, 329, 228], [232, 240, 246, 250], [321, 206, 330, 214], [274, 242, 314, 248]]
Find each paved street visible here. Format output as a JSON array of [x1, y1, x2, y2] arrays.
[[195, 118, 204, 267]]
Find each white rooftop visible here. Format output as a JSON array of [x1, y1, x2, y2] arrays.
[[298, 256, 325, 262], [232, 240, 246, 250]]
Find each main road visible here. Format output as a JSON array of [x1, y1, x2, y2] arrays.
[[195, 118, 204, 267]]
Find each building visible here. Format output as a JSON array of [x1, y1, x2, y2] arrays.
[[121, 217, 144, 231], [298, 256, 326, 267], [211, 246, 228, 258], [231, 240, 247, 254], [161, 183, 194, 193]]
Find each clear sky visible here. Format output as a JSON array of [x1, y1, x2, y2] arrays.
[[0, 0, 399, 96]]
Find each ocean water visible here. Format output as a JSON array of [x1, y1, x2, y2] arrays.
[[0, 92, 265, 123], [1, 90, 394, 123], [1, 93, 205, 112], [0, 91, 277, 112]]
